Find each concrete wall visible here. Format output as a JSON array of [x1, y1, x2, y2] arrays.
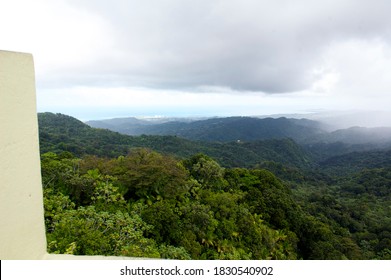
[[0, 50, 47, 259]]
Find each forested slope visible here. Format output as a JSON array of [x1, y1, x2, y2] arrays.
[[87, 116, 324, 142], [39, 113, 311, 168], [38, 112, 391, 259]]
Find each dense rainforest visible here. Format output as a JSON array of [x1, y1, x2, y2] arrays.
[[38, 113, 391, 259]]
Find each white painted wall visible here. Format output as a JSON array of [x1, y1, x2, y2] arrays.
[[0, 50, 47, 259]]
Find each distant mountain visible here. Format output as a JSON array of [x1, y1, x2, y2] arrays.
[[85, 116, 206, 136], [304, 126, 391, 145], [39, 112, 391, 172], [39, 112, 207, 159], [85, 117, 153, 134], [38, 113, 312, 168], [86, 116, 325, 143], [86, 115, 391, 148], [87, 117, 150, 128]]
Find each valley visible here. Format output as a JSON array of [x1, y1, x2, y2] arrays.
[[38, 112, 391, 259]]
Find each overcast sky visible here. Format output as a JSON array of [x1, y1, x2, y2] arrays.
[[1, 0, 391, 121]]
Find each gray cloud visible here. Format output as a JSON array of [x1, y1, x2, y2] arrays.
[[63, 0, 391, 93]]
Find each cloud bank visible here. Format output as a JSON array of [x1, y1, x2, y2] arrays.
[[59, 0, 391, 93], [2, 0, 391, 119]]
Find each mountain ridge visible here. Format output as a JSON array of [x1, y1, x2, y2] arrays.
[[87, 116, 325, 143], [39, 112, 391, 171], [86, 115, 391, 146], [38, 112, 312, 168]]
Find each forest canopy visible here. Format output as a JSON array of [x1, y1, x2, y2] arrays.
[[39, 113, 391, 259]]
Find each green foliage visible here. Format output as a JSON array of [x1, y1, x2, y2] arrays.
[[41, 150, 306, 259], [140, 200, 183, 245], [43, 188, 75, 231], [342, 168, 391, 197], [318, 150, 391, 176], [38, 113, 391, 259], [158, 245, 192, 260], [47, 206, 160, 258], [183, 154, 227, 190], [81, 149, 190, 202]]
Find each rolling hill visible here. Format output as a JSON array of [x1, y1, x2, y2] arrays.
[[86, 116, 325, 142], [86, 115, 391, 148], [37, 112, 391, 261], [38, 113, 312, 168]]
